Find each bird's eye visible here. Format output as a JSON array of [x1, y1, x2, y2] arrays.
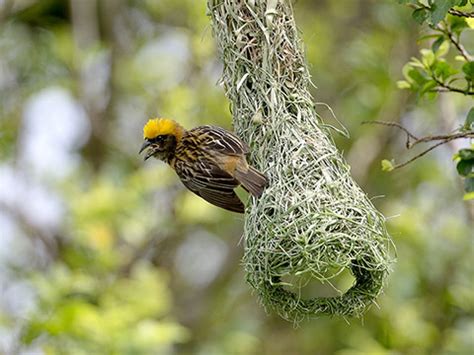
[[150, 136, 165, 143]]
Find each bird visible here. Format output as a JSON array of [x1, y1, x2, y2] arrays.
[[139, 118, 268, 213]]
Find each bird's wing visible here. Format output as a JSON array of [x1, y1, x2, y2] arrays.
[[175, 159, 245, 213], [190, 125, 249, 155], [198, 188, 244, 213]]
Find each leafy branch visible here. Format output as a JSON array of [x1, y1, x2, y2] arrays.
[[377, 1, 474, 198], [437, 22, 472, 61], [397, 1, 474, 98], [432, 76, 474, 95]]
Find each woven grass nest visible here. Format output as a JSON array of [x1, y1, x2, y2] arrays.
[[208, 0, 395, 321]]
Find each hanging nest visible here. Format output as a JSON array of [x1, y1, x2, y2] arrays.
[[208, 0, 395, 321]]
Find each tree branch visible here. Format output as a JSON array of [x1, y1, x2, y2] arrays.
[[432, 76, 474, 96], [407, 4, 474, 20], [390, 140, 451, 170], [410, 131, 474, 147], [362, 120, 418, 148], [362, 120, 474, 170], [436, 23, 473, 62], [448, 9, 474, 18]]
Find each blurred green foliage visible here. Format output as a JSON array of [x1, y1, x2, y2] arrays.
[[395, 0, 474, 198], [0, 0, 472, 354]]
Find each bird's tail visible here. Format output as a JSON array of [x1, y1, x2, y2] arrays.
[[235, 165, 268, 197]]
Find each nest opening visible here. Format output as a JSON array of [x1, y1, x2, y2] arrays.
[[281, 266, 355, 300]]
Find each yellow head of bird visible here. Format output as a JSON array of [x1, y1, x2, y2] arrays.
[[143, 118, 184, 141]]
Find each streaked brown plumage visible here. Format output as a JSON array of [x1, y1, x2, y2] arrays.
[[139, 118, 268, 213]]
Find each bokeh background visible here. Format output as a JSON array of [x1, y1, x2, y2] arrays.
[[0, 0, 472, 354]]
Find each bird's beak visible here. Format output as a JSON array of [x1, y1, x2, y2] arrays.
[[143, 150, 155, 161], [139, 140, 156, 161], [139, 140, 151, 154]]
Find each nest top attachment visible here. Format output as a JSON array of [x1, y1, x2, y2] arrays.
[[208, 0, 395, 321]]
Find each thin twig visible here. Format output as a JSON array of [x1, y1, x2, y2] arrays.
[[406, 4, 473, 61], [448, 9, 474, 18], [392, 140, 454, 170], [406, 3, 426, 10], [434, 87, 474, 96], [363, 120, 474, 170], [410, 131, 474, 147], [436, 23, 473, 62], [432, 77, 474, 96], [362, 120, 418, 148], [407, 4, 474, 20]]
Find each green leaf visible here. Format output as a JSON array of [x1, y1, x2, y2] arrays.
[[431, 36, 445, 53], [402, 63, 415, 80], [413, 8, 430, 24], [458, 148, 474, 160], [407, 67, 428, 86], [450, 16, 469, 34], [420, 49, 435, 68], [452, 0, 468, 6], [431, 0, 454, 25], [381, 159, 394, 172], [436, 40, 450, 57], [462, 61, 474, 81], [463, 191, 474, 200], [464, 176, 474, 193], [420, 80, 438, 94], [464, 107, 474, 130], [397, 80, 412, 89], [418, 34, 443, 42], [433, 61, 457, 80], [456, 159, 474, 176], [424, 91, 438, 100], [408, 57, 425, 68]]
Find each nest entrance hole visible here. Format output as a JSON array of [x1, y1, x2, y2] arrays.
[[280, 266, 356, 300]]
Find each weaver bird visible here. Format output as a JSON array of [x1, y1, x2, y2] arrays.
[[139, 118, 268, 213]]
